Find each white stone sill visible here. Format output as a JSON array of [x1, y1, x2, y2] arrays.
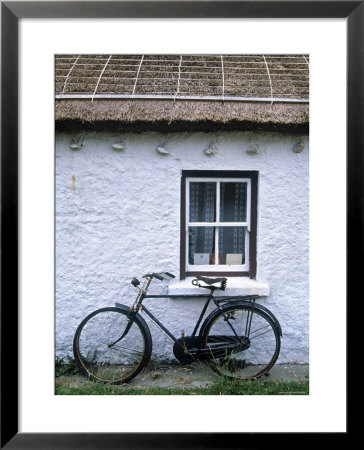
[[168, 277, 269, 297]]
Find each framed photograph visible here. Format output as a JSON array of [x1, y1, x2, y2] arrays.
[[1, 1, 357, 447]]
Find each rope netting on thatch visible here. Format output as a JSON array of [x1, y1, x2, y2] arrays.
[[55, 54, 309, 102]]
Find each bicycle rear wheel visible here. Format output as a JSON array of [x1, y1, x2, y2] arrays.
[[73, 306, 152, 384], [202, 304, 280, 379]]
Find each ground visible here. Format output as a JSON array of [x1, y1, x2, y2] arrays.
[[56, 363, 309, 394]]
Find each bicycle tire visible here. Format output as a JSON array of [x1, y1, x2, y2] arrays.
[[73, 306, 152, 384], [201, 303, 281, 379]]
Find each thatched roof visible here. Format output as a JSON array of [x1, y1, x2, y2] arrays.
[[55, 54, 309, 132]]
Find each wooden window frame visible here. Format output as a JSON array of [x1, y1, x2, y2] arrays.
[[180, 170, 258, 280]]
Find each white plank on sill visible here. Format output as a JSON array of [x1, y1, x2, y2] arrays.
[[168, 277, 270, 297]]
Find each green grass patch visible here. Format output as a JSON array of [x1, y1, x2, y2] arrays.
[[55, 356, 81, 377], [55, 377, 309, 396]]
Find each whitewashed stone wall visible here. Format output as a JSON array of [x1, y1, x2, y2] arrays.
[[56, 130, 309, 364]]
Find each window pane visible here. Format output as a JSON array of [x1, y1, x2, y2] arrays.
[[218, 227, 246, 265], [188, 226, 215, 265], [220, 182, 247, 222], [189, 182, 216, 222]]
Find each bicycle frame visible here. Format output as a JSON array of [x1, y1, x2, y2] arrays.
[[117, 276, 261, 353]]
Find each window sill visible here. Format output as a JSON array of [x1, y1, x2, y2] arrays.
[[168, 277, 269, 297]]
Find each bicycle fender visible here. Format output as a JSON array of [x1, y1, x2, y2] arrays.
[[114, 302, 151, 332], [249, 302, 283, 336], [199, 300, 282, 338]]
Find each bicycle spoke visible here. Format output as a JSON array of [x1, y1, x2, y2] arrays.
[[249, 328, 273, 340], [109, 344, 144, 357], [249, 324, 272, 338]]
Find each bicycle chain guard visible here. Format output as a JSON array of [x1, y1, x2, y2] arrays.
[[173, 335, 250, 364], [173, 336, 205, 364]]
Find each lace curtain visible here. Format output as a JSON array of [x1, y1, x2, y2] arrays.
[[189, 183, 215, 261], [219, 182, 246, 256], [189, 181, 246, 264]]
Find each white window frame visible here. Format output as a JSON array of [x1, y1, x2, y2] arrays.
[[185, 177, 251, 273]]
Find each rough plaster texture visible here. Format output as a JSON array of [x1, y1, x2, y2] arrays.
[[56, 130, 309, 364]]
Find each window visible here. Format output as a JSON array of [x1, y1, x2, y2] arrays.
[[180, 171, 257, 279]]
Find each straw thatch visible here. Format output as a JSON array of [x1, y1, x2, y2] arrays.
[[55, 99, 308, 132], [55, 54, 309, 132]]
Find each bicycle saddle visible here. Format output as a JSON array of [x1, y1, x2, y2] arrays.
[[192, 276, 227, 290]]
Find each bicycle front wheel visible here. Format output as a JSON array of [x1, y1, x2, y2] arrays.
[[202, 304, 281, 379], [73, 306, 152, 384]]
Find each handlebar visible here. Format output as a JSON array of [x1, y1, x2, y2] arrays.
[[150, 273, 164, 281], [146, 272, 175, 280], [164, 272, 175, 278], [131, 271, 175, 287]]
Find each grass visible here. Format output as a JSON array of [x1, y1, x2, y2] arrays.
[[56, 357, 309, 395], [55, 376, 309, 396], [55, 356, 81, 377]]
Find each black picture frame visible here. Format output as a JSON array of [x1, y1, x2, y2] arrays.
[[1, 1, 356, 447]]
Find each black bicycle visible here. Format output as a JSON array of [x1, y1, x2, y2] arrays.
[[73, 272, 282, 384]]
